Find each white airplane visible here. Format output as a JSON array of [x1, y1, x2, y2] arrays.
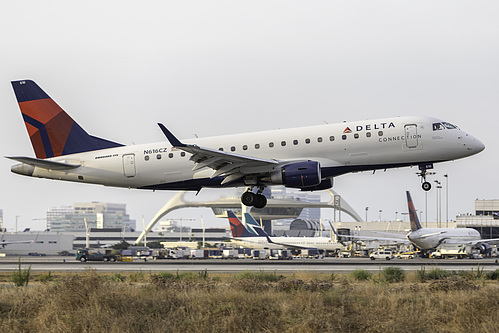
[[405, 191, 499, 253], [228, 211, 342, 251], [8, 80, 485, 208], [332, 191, 499, 254]]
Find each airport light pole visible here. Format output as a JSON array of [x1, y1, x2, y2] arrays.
[[365, 207, 368, 222], [444, 174, 448, 228], [395, 211, 398, 222], [434, 180, 441, 227], [378, 210, 382, 222]]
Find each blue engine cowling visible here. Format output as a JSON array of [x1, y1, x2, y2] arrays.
[[479, 243, 491, 255], [270, 161, 321, 188]]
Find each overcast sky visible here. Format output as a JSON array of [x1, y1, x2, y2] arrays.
[[1, 1, 498, 231]]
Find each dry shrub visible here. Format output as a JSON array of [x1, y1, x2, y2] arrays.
[[0, 271, 497, 332]]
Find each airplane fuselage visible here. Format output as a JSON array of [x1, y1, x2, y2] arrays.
[[231, 236, 343, 251], [407, 227, 481, 250], [11, 115, 485, 192]]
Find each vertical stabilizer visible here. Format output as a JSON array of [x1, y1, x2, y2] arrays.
[[227, 211, 255, 237], [11, 80, 122, 159], [406, 191, 422, 231]]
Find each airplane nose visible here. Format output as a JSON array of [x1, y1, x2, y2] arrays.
[[468, 135, 485, 154], [473, 137, 485, 153]]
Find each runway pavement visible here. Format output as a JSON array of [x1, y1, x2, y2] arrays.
[[1, 256, 498, 273]]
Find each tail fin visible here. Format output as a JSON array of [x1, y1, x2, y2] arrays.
[[11, 80, 122, 159], [243, 213, 269, 236], [227, 211, 256, 238], [406, 191, 422, 231]]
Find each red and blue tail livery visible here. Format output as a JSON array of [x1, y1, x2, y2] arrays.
[[11, 80, 122, 159], [227, 211, 256, 238]]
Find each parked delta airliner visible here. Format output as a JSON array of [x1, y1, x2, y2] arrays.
[[8, 80, 485, 208], [228, 211, 342, 251], [332, 191, 499, 254]]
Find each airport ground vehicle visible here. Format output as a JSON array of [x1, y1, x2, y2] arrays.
[[76, 248, 118, 262], [369, 250, 394, 260], [396, 251, 417, 259], [430, 247, 467, 259]]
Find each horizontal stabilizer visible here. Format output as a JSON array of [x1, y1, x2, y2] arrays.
[[7, 156, 80, 170]]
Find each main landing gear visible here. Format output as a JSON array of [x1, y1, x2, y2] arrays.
[[417, 164, 435, 192], [241, 186, 267, 209]]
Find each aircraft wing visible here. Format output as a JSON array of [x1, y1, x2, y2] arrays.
[[329, 222, 409, 244], [0, 240, 34, 245], [7, 156, 81, 170], [158, 124, 285, 184], [264, 237, 319, 250], [445, 238, 499, 246]]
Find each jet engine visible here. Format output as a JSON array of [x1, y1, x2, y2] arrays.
[[270, 161, 321, 188], [479, 243, 491, 255]]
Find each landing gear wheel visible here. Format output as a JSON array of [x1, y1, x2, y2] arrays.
[[422, 182, 431, 191], [241, 192, 256, 206], [253, 195, 267, 209]]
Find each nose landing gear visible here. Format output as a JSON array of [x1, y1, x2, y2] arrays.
[[241, 186, 267, 209], [417, 164, 435, 192]]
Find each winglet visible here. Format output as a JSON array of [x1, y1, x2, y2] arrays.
[[406, 191, 423, 231], [329, 221, 340, 236], [158, 123, 186, 147]]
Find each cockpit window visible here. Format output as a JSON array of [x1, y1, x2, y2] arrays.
[[433, 122, 459, 131], [432, 123, 444, 131], [442, 122, 458, 129]]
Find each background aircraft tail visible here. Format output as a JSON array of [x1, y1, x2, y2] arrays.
[[227, 211, 256, 238], [243, 213, 269, 236], [11, 80, 122, 159], [406, 191, 423, 231]]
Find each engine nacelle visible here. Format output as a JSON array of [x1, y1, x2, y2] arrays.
[[479, 243, 491, 255], [270, 161, 321, 188], [300, 178, 333, 191]]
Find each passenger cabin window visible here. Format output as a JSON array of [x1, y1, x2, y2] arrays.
[[231, 146, 236, 152], [366, 132, 371, 138], [305, 138, 310, 144], [329, 136, 335, 141], [269, 142, 274, 148], [156, 154, 162, 159], [168, 153, 173, 158], [242, 145, 248, 150], [180, 152, 185, 157], [255, 143, 260, 149], [342, 135, 347, 140], [145, 156, 149, 161], [317, 137, 323, 143], [218, 148, 224, 151], [378, 131, 383, 136], [281, 141, 286, 146], [354, 133, 359, 139], [293, 140, 298, 145]]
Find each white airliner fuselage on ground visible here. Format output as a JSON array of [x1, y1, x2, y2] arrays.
[[9, 80, 484, 208]]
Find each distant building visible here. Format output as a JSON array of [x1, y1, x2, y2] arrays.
[[456, 199, 499, 239], [46, 202, 136, 232]]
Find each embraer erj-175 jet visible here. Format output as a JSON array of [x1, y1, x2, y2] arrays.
[[8, 80, 485, 208], [228, 211, 342, 251]]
